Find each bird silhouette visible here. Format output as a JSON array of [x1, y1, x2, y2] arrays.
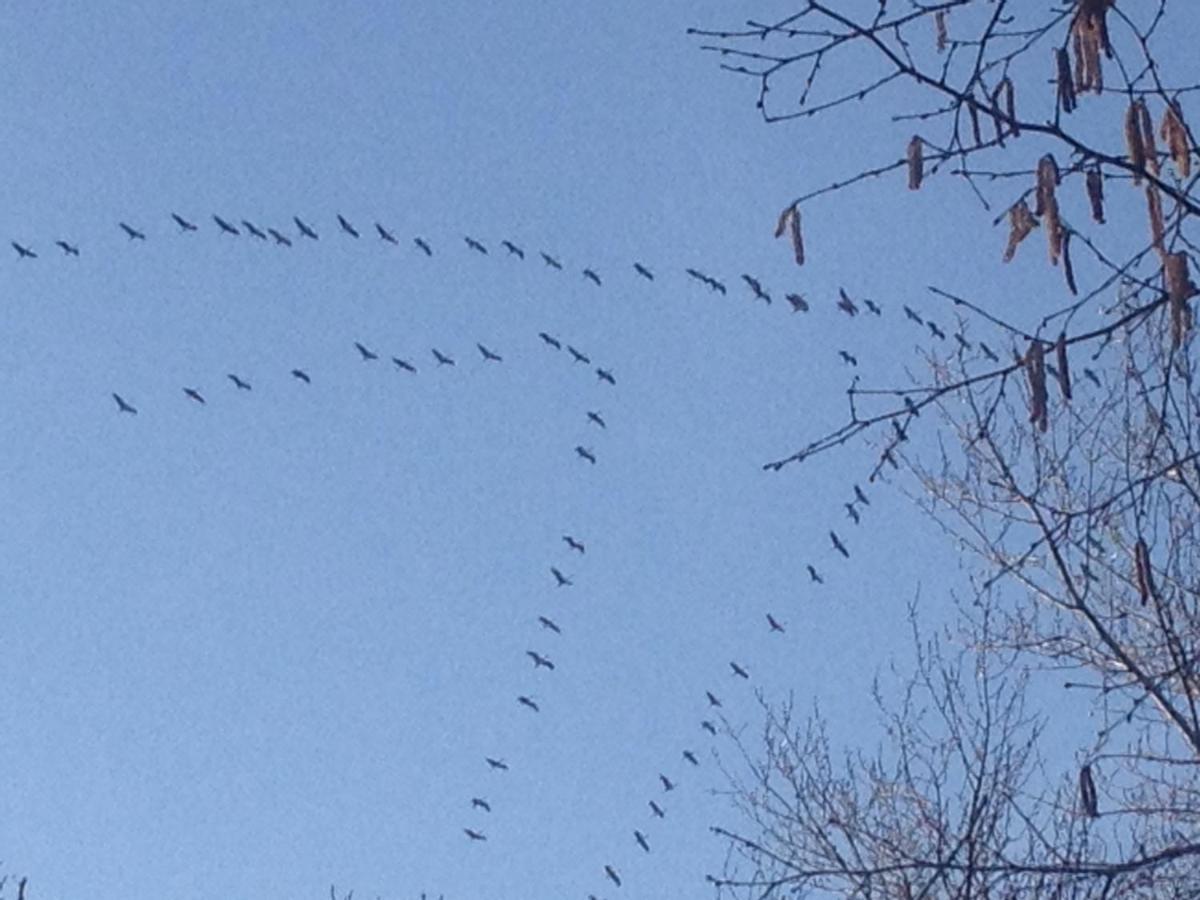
[[903, 305, 924, 324], [955, 332, 973, 351], [294, 217, 319, 240], [183, 388, 206, 405], [171, 213, 198, 232], [980, 342, 999, 362], [55, 240, 80, 256], [582, 268, 602, 286], [432, 349, 455, 367], [538, 332, 562, 350], [213, 215, 240, 235], [837, 288, 858, 317], [392, 357, 418, 374], [701, 720, 718, 736], [112, 393, 137, 415], [267, 228, 292, 247], [706, 691, 722, 708], [863, 298, 882, 316], [838, 350, 858, 367], [587, 411, 607, 429], [562, 535, 585, 554], [477, 343, 502, 362], [119, 222, 146, 240], [730, 661, 750, 680], [709, 277, 727, 295], [242, 220, 267, 240], [471, 797, 492, 812], [854, 484, 870, 506], [927, 321, 946, 340], [567, 346, 591, 364], [786, 293, 809, 313], [767, 613, 785, 633], [741, 274, 771, 304], [683, 750, 699, 766], [659, 774, 675, 792], [355, 342, 378, 362], [413, 237, 433, 256], [502, 240, 525, 259], [550, 567, 573, 587], [517, 695, 540, 712], [807, 564, 824, 584], [634, 830, 651, 852], [463, 828, 487, 842], [537, 615, 562, 634], [604, 865, 621, 888], [845, 503, 861, 525], [464, 236, 488, 255], [830, 531, 850, 559], [375, 223, 398, 244], [227, 374, 252, 391], [291, 369, 311, 384], [1083, 367, 1102, 388], [485, 757, 509, 771], [649, 800, 665, 818], [337, 215, 359, 238], [526, 651, 555, 670], [11, 242, 36, 259], [540, 251, 563, 270], [634, 262, 654, 281], [575, 446, 597, 465], [596, 368, 616, 386]]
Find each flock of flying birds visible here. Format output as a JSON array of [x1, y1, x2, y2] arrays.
[[10, 210, 971, 896]]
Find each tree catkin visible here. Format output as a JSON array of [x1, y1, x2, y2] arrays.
[[1161, 101, 1191, 179], [1003, 200, 1038, 262], [1054, 332, 1072, 401], [1134, 538, 1155, 606], [1164, 251, 1195, 349], [1025, 340, 1049, 432], [776, 205, 805, 266], [1036, 156, 1063, 264], [1138, 99, 1160, 176], [1056, 48, 1076, 115], [1126, 102, 1146, 184], [1146, 185, 1165, 254], [1086, 165, 1105, 223], [907, 136, 923, 190]]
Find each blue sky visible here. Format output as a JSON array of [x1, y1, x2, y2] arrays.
[[0, 2, 1119, 898]]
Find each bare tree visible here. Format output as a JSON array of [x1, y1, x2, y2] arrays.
[[693, 2, 1200, 896]]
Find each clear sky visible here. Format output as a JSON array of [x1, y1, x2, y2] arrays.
[[0, 2, 1120, 898]]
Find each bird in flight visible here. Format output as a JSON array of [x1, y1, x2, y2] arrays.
[[55, 240, 80, 256], [432, 349, 456, 367], [955, 332, 973, 351], [837, 288, 859, 317], [392, 357, 418, 374], [172, 213, 198, 232], [538, 332, 562, 350], [267, 227, 292, 247], [242, 220, 267, 240], [227, 374, 252, 391], [550, 567, 573, 587], [213, 215, 240, 236], [927, 321, 946, 340], [183, 387, 206, 405], [742, 274, 771, 304], [337, 214, 359, 238], [562, 535, 585, 554], [355, 342, 379, 362], [582, 268, 602, 286], [807, 564, 824, 584], [112, 393, 137, 415], [649, 800, 665, 818], [838, 350, 858, 367], [701, 720, 718, 736], [517, 695, 540, 712], [471, 797, 492, 812], [863, 298, 883, 316], [980, 342, 999, 363], [659, 774, 675, 792], [413, 237, 433, 256], [845, 503, 861, 525], [683, 750, 699, 767], [903, 305, 924, 325], [540, 251, 563, 270], [786, 293, 809, 313], [830, 531, 850, 559], [11, 242, 36, 259], [293, 216, 318, 240], [537, 615, 562, 634], [567, 346, 591, 365], [119, 222, 146, 240], [706, 691, 722, 708], [502, 240, 525, 259], [575, 446, 597, 465], [587, 411, 607, 429], [477, 343, 503, 362], [485, 757, 509, 771], [375, 223, 398, 244], [463, 828, 487, 842], [633, 262, 654, 281], [526, 651, 555, 671], [634, 830, 651, 852], [604, 865, 622, 888], [854, 484, 870, 506], [464, 236, 488, 255], [596, 368, 616, 386], [291, 368, 311, 384], [767, 613, 785, 633], [730, 661, 750, 680]]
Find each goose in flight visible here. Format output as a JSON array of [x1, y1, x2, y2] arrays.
[[903, 305, 924, 325], [742, 274, 771, 304], [526, 651, 555, 670], [517, 695, 540, 712], [845, 503, 861, 525], [683, 750, 699, 766], [337, 214, 359, 238], [550, 567, 573, 587], [706, 691, 722, 708], [413, 237, 433, 256], [927, 321, 946, 340], [649, 800, 665, 818], [537, 615, 562, 634], [587, 411, 606, 429], [701, 720, 718, 736], [853, 484, 870, 506], [355, 342, 378, 362], [485, 757, 509, 771], [575, 446, 597, 465], [604, 865, 621, 888], [242, 220, 267, 240], [767, 613, 785, 633], [172, 213, 198, 232], [112, 393, 137, 414], [659, 774, 675, 792], [291, 368, 311, 384], [213, 215, 240, 235], [634, 830, 651, 852], [119, 222, 146, 240], [227, 374, 252, 391], [502, 240, 525, 259], [562, 535, 585, 554], [540, 251, 563, 270], [11, 242, 36, 259], [633, 262, 654, 281], [567, 346, 591, 364], [838, 350, 858, 367], [837, 288, 858, 317], [830, 531, 850, 559], [786, 293, 809, 313], [183, 387, 206, 405], [432, 349, 455, 367], [477, 343, 502, 362], [293, 216, 319, 240], [807, 564, 824, 584], [954, 332, 973, 351], [863, 298, 882, 316], [375, 223, 398, 244], [596, 368, 616, 386], [471, 797, 492, 812], [463, 828, 487, 842], [538, 332, 562, 350], [56, 240, 80, 256], [464, 236, 488, 255], [267, 227, 292, 246], [392, 357, 417, 374], [730, 661, 750, 680], [582, 268, 602, 286]]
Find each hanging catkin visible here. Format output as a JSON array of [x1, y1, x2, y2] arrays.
[[1164, 251, 1195, 349], [1062, 231, 1078, 295], [775, 205, 805, 266], [1037, 156, 1063, 265], [1054, 332, 1072, 401], [1161, 101, 1191, 179], [1138, 100, 1160, 176], [1134, 538, 1155, 606], [935, 10, 948, 53], [1000, 77, 1018, 137], [1146, 185, 1166, 254], [1003, 200, 1038, 262], [1126, 102, 1146, 184], [907, 136, 924, 190], [1025, 340, 1049, 432], [1086, 165, 1105, 223], [1056, 49, 1076, 114]]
